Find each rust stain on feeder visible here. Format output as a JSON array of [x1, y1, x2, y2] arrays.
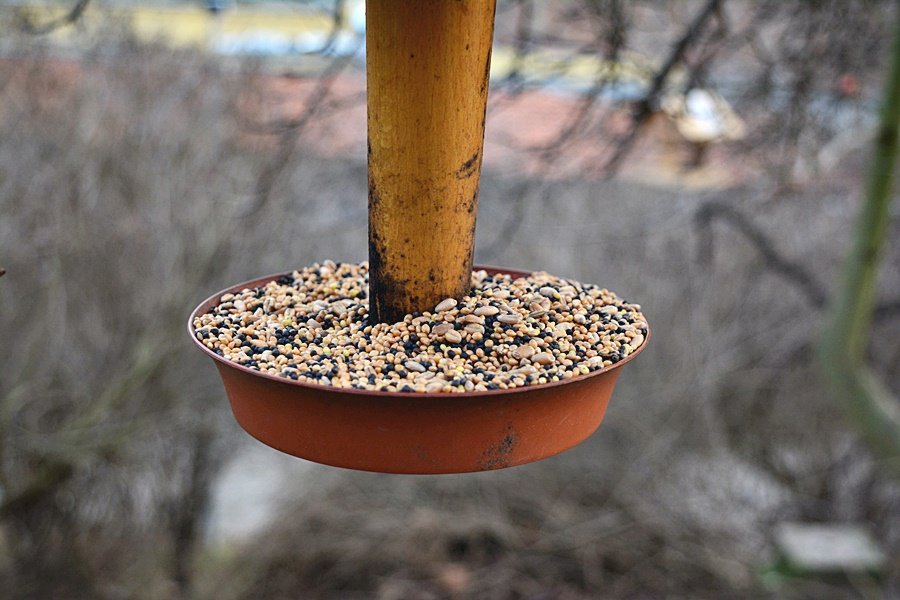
[[480, 425, 519, 470], [188, 266, 650, 474]]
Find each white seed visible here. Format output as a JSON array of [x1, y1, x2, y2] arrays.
[[474, 305, 499, 316], [444, 329, 462, 343], [539, 286, 558, 298], [462, 314, 485, 325], [630, 334, 645, 347], [464, 323, 485, 335]]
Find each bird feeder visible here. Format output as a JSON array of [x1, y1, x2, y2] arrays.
[[189, 0, 649, 474]]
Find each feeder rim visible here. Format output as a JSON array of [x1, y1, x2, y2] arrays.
[[188, 266, 650, 400]]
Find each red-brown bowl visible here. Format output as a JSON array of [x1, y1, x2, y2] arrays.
[[188, 266, 649, 474]]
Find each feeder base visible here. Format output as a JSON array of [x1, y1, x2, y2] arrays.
[[189, 267, 648, 474]]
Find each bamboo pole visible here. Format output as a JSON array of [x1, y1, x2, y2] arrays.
[[366, 0, 497, 323]]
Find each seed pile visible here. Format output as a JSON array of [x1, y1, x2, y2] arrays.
[[193, 261, 647, 393]]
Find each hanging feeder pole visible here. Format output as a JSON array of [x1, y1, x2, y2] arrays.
[[367, 0, 497, 323]]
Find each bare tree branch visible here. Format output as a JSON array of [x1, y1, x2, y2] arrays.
[[820, 5, 900, 474], [694, 200, 828, 308], [501, 0, 534, 92], [526, 0, 627, 157], [695, 200, 900, 319], [247, 47, 359, 217], [0, 460, 73, 520], [17, 0, 90, 35], [602, 0, 724, 176]]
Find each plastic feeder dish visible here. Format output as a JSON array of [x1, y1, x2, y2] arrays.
[[188, 267, 649, 474]]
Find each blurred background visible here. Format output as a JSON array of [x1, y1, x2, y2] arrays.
[[1, 0, 899, 598]]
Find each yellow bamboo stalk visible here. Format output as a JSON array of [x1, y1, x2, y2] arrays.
[[367, 0, 497, 323]]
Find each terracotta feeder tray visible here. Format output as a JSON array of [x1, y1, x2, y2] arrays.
[[188, 266, 649, 474]]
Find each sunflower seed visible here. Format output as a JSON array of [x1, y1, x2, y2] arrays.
[[532, 352, 554, 365], [513, 345, 535, 359], [432, 322, 452, 336], [434, 298, 458, 312], [404, 360, 426, 373], [444, 329, 462, 343]]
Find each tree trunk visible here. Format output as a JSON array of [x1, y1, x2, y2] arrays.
[[366, 0, 496, 323]]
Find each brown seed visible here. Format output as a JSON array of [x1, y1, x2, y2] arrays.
[[462, 314, 485, 325], [464, 323, 485, 335]]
